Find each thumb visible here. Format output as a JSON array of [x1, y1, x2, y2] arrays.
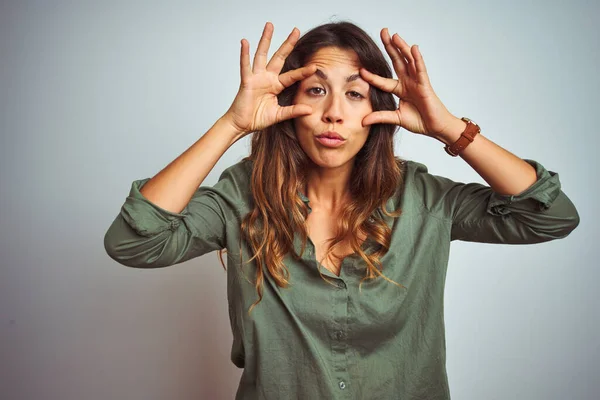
[[276, 104, 313, 123], [362, 110, 401, 127]]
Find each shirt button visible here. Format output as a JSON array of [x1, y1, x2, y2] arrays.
[[334, 331, 343, 340], [168, 220, 179, 231], [337, 281, 346, 289], [339, 381, 346, 390]]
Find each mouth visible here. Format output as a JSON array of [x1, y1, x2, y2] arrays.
[[315, 134, 346, 148], [316, 131, 345, 141]]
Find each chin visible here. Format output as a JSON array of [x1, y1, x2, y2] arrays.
[[306, 152, 354, 170]]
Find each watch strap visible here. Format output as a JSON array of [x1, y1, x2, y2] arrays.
[[444, 117, 481, 157]]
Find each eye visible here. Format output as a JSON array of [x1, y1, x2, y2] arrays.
[[348, 91, 365, 100], [306, 87, 325, 96]]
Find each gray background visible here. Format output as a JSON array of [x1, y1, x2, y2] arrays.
[[1, 0, 598, 399]]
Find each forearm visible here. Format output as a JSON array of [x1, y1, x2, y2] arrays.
[[434, 117, 538, 196], [139, 116, 244, 214]]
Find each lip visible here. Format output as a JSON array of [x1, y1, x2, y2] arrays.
[[317, 131, 345, 140], [315, 136, 345, 148]]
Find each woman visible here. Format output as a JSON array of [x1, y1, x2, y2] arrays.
[[104, 21, 580, 399]]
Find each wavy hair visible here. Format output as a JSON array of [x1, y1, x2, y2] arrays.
[[218, 21, 406, 314]]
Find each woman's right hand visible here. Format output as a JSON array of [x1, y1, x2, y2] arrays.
[[223, 22, 317, 136]]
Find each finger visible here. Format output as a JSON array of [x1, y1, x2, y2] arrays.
[[380, 28, 407, 77], [240, 39, 251, 82], [266, 27, 300, 73], [278, 64, 317, 88], [359, 68, 402, 96], [362, 110, 401, 127], [253, 22, 274, 73], [411, 45, 431, 85], [276, 104, 313, 122], [392, 34, 417, 77]]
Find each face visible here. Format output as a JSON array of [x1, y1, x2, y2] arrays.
[[293, 47, 372, 170]]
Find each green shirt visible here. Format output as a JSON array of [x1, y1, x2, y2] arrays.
[[104, 158, 579, 399]]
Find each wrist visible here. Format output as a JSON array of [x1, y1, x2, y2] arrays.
[[216, 114, 247, 145], [219, 114, 246, 137], [434, 117, 467, 146]]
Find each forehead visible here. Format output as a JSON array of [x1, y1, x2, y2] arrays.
[[305, 46, 362, 70]]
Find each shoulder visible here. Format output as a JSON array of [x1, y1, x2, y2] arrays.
[[395, 158, 459, 217], [401, 158, 458, 191], [402, 158, 432, 176], [197, 157, 254, 212], [376, 158, 428, 218], [220, 157, 253, 180], [215, 157, 254, 197], [397, 158, 433, 193]]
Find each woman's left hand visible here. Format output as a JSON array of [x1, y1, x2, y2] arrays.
[[360, 28, 459, 140]]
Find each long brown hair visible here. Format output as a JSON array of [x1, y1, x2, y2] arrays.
[[218, 21, 406, 314]]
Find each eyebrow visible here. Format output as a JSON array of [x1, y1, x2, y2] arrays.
[[315, 68, 362, 83]]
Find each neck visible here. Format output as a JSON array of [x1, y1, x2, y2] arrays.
[[304, 163, 353, 212]]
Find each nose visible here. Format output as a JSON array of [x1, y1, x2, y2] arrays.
[[321, 94, 343, 124]]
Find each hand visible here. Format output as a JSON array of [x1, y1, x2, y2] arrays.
[[359, 28, 459, 140], [223, 22, 317, 136]]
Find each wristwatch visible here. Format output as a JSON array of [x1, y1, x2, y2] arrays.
[[444, 117, 481, 157]]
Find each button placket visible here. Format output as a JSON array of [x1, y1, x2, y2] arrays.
[[330, 275, 349, 396]]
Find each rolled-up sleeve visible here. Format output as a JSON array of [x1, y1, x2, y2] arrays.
[[410, 159, 580, 244], [104, 163, 247, 268]]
